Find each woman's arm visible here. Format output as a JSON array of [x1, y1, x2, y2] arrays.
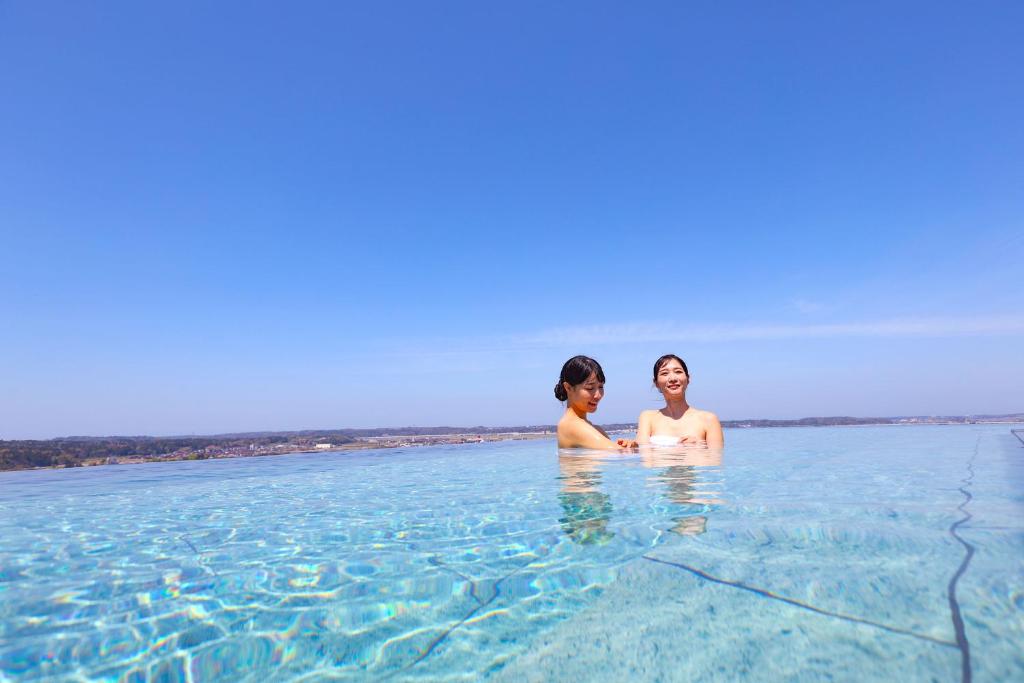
[[564, 420, 635, 450], [704, 413, 724, 448], [635, 410, 653, 444]]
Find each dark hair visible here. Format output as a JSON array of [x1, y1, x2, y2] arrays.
[[653, 354, 689, 384], [554, 355, 605, 401]]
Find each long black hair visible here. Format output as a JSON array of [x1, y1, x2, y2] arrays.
[[555, 356, 605, 401]]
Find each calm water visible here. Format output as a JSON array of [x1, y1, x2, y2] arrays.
[[1, 425, 1021, 682]]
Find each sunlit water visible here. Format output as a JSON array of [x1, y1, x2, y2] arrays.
[[1, 425, 1021, 681]]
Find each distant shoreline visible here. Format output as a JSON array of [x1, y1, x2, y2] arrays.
[[2, 414, 1021, 472]]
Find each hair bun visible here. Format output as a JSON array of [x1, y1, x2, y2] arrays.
[[555, 356, 605, 402]]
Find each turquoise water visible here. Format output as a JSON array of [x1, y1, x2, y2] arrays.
[[1, 425, 1021, 682]]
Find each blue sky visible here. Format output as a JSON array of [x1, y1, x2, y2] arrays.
[[2, 1, 1022, 438]]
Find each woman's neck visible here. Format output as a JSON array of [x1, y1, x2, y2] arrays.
[[663, 397, 690, 419], [569, 405, 589, 420]]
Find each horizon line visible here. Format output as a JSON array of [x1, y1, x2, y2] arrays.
[[5, 411, 1022, 442]]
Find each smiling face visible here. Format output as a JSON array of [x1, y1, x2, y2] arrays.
[[564, 372, 604, 414], [655, 357, 689, 398]]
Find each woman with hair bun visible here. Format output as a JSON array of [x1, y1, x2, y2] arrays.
[[555, 355, 636, 449], [636, 354, 724, 448]]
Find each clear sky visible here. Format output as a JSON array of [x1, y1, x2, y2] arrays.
[[2, 1, 1022, 439]]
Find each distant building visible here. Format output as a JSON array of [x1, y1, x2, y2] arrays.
[[315, 443, 332, 450]]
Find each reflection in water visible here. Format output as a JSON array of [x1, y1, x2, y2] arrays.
[[557, 456, 615, 545], [643, 448, 724, 537], [557, 446, 724, 543]]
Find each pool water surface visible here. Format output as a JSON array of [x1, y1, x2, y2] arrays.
[[1, 425, 1021, 681]]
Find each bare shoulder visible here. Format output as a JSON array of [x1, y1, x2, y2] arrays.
[[638, 409, 660, 420], [696, 409, 720, 423], [560, 414, 595, 438], [556, 412, 578, 435]]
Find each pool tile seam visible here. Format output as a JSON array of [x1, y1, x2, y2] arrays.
[[639, 554, 957, 648], [427, 556, 486, 607], [946, 437, 979, 683], [398, 556, 540, 674]]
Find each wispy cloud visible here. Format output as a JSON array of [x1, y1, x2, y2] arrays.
[[511, 314, 1024, 347], [791, 298, 827, 314], [363, 315, 1024, 372]]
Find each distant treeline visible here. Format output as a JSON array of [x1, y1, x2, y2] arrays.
[[0, 434, 355, 471], [215, 426, 568, 438], [720, 414, 1024, 428], [324, 415, 1019, 434], [3, 414, 1020, 471], [721, 417, 895, 428]]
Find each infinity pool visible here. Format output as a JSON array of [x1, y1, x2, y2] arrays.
[[1, 425, 1021, 681]]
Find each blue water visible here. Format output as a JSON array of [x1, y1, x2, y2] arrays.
[[1, 425, 1021, 682]]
